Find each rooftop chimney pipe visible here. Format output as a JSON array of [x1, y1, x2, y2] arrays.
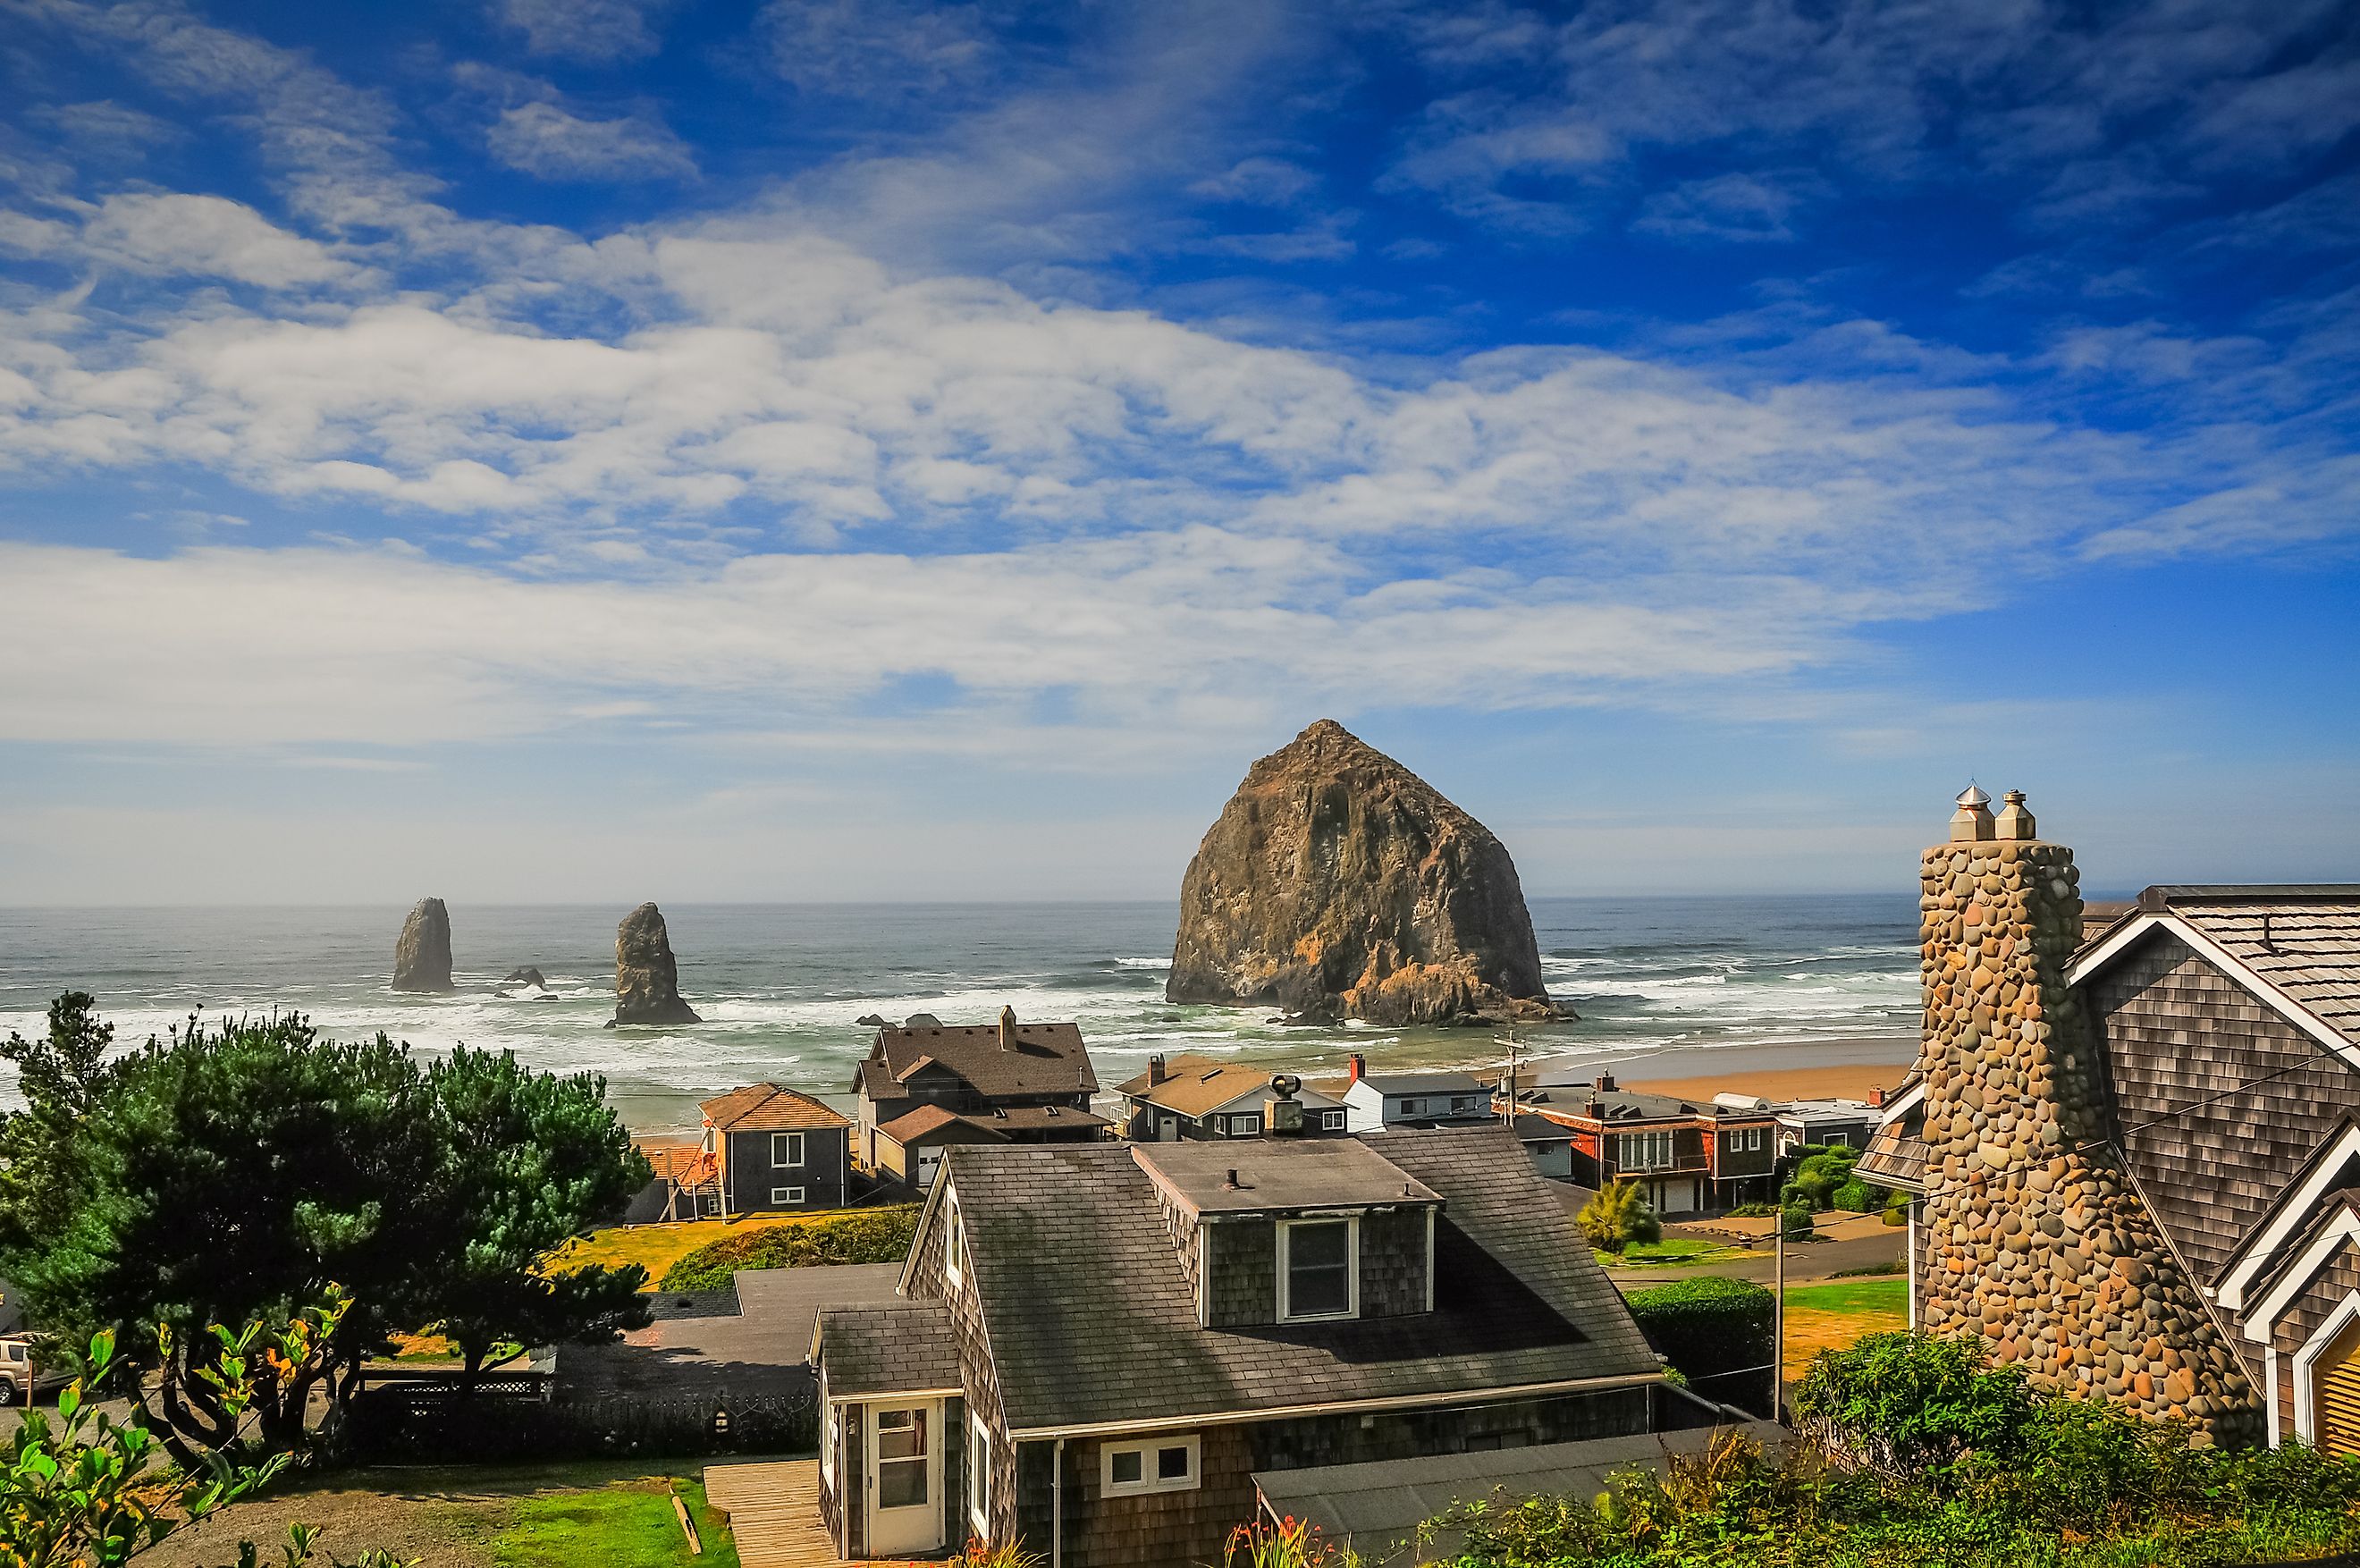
[[999, 1004, 1017, 1050], [1348, 1052, 1365, 1084], [1148, 1053, 1167, 1085], [1596, 1072, 1616, 1093]]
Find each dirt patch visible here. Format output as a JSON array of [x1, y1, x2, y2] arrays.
[[145, 1475, 510, 1568]]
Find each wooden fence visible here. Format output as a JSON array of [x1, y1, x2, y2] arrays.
[[341, 1374, 818, 1463]]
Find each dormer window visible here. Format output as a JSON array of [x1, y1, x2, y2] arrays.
[[1277, 1217, 1357, 1321]]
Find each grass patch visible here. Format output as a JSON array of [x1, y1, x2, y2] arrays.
[[661, 1206, 920, 1291], [552, 1214, 831, 1284], [490, 1475, 737, 1568], [1785, 1277, 1909, 1315]]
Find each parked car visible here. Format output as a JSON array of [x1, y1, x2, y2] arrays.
[[0, 1334, 72, 1405]]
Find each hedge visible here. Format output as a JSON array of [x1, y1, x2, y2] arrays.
[[1624, 1276, 1776, 1417], [659, 1205, 921, 1291]]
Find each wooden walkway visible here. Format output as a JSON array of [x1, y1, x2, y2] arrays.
[[704, 1458, 847, 1568]]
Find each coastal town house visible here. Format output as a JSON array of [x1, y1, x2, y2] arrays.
[[852, 1007, 1108, 1191], [1322, 1056, 1495, 1134], [1504, 1075, 1780, 1215], [809, 1129, 1678, 1567], [1859, 787, 2360, 1448], [1116, 1053, 1350, 1141], [695, 1083, 853, 1216]]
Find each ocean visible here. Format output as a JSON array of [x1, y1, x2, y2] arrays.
[[0, 896, 1919, 1131]]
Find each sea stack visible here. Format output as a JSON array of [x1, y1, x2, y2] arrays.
[[1167, 719, 1558, 1026], [612, 902, 701, 1026], [391, 897, 454, 993]]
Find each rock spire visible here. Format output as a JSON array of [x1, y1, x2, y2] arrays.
[[611, 902, 701, 1026], [1167, 719, 1557, 1027], [391, 898, 454, 993], [1912, 789, 2260, 1441]]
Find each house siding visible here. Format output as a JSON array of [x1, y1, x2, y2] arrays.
[[1012, 1387, 1650, 1568], [906, 1183, 1025, 1550], [2087, 931, 2360, 1378], [1201, 1210, 1429, 1329], [725, 1125, 847, 1212]]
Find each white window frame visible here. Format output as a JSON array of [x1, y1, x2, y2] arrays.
[[1319, 1109, 1346, 1132], [820, 1394, 839, 1485], [1277, 1215, 1360, 1323], [1226, 1112, 1263, 1137], [967, 1408, 991, 1535], [943, 1195, 965, 1289], [1100, 1433, 1201, 1496], [2294, 1288, 2360, 1446], [771, 1185, 805, 1206], [1618, 1130, 1673, 1171], [773, 1131, 806, 1168]]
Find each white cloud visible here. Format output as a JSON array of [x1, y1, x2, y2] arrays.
[[493, 0, 673, 62], [761, 0, 991, 99], [485, 102, 698, 182], [77, 192, 362, 287]]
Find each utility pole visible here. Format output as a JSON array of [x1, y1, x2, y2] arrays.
[[1772, 1212, 1786, 1423], [1498, 1024, 1520, 1127]]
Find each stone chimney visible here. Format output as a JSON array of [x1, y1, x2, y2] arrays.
[[999, 1004, 1017, 1050], [1148, 1053, 1167, 1086], [1914, 788, 2259, 1439]]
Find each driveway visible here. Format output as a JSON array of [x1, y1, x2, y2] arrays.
[[559, 1263, 903, 1401]]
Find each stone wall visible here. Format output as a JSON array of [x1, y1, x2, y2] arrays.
[[1915, 814, 2262, 1442]]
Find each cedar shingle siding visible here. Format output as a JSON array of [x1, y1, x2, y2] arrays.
[[2089, 930, 2359, 1372]]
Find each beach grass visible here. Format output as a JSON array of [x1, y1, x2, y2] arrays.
[[552, 1214, 825, 1283]]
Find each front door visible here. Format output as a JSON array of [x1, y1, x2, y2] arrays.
[[1157, 1115, 1178, 1142], [866, 1401, 942, 1555]]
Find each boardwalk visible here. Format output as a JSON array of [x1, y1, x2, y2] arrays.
[[704, 1458, 847, 1568]]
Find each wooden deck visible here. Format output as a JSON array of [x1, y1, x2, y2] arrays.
[[704, 1458, 847, 1568]]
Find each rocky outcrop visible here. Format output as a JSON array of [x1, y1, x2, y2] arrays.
[[392, 898, 454, 993], [611, 903, 701, 1026], [502, 965, 546, 987], [1167, 720, 1558, 1027]]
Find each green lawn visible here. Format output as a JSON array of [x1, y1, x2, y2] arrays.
[[491, 1475, 737, 1568], [1783, 1276, 1909, 1315]]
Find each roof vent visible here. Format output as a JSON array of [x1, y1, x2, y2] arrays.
[[999, 1005, 1018, 1050], [1224, 1168, 1241, 1190]]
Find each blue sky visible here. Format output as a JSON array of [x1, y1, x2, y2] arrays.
[[0, 0, 2355, 904]]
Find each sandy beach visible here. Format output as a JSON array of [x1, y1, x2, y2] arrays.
[[1520, 1033, 1918, 1106]]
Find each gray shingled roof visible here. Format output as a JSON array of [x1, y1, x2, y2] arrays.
[[2159, 890, 2360, 1050], [814, 1300, 963, 1395], [943, 1127, 1660, 1433], [1134, 1140, 1443, 1215], [856, 1020, 1100, 1099], [1354, 1072, 1488, 1097]]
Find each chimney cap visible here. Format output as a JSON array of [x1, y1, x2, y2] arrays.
[[1993, 788, 2037, 841], [1951, 781, 1997, 841]]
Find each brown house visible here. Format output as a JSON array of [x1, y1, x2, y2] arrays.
[[1861, 787, 2360, 1448], [810, 1129, 1692, 1567], [1116, 1053, 1351, 1142], [1503, 1075, 1780, 1214], [853, 1007, 1108, 1190]]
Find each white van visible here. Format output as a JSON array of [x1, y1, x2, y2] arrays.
[[0, 1335, 71, 1405]]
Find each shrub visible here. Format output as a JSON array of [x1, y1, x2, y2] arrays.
[[660, 1206, 920, 1290], [1727, 1201, 1779, 1218], [1625, 1276, 1774, 1416], [1792, 1328, 2033, 1477], [1780, 1201, 1815, 1241], [1883, 1201, 1909, 1227], [1577, 1180, 1662, 1256], [1831, 1178, 1892, 1212]]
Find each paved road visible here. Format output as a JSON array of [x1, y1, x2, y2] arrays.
[[560, 1262, 903, 1401]]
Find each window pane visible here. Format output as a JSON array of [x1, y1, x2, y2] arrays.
[[878, 1409, 927, 1461], [1110, 1449, 1142, 1485], [1157, 1445, 1191, 1480], [1290, 1222, 1349, 1269], [880, 1460, 927, 1507]]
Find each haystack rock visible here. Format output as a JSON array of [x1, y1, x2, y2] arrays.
[[391, 898, 454, 993], [611, 903, 701, 1026], [1167, 720, 1560, 1027]]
